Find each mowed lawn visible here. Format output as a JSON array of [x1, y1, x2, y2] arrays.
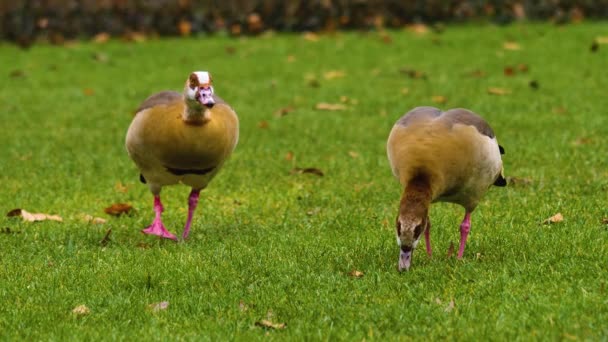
[[1, 23, 607, 340]]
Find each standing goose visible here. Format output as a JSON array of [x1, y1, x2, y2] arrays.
[[126, 71, 239, 240], [387, 106, 505, 271]]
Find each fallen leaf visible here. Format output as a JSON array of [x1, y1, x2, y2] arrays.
[[507, 176, 533, 186], [83, 88, 95, 96], [83, 214, 107, 224], [543, 213, 564, 225], [444, 299, 455, 312], [7, 209, 63, 222], [431, 95, 447, 104], [399, 68, 427, 79], [274, 106, 294, 117], [148, 301, 169, 312], [446, 242, 455, 258], [9, 69, 26, 78], [517, 64, 529, 72], [323, 70, 346, 80], [400, 88, 410, 95], [302, 32, 319, 42], [601, 218, 608, 224], [468, 69, 486, 78], [379, 31, 392, 44], [314, 103, 347, 111], [406, 23, 429, 35], [255, 319, 286, 330], [258, 120, 269, 129], [348, 151, 359, 158], [503, 66, 515, 76], [306, 207, 320, 216], [100, 228, 112, 246], [529, 80, 540, 90], [286, 55, 296, 62], [487, 87, 511, 95], [435, 298, 442, 305], [285, 151, 294, 161], [573, 137, 592, 145], [290, 167, 324, 177], [225, 46, 236, 55], [72, 305, 90, 316], [104, 203, 133, 216], [92, 32, 110, 43], [503, 41, 521, 50], [348, 270, 364, 278]]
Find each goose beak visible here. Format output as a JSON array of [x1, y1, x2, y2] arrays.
[[198, 86, 215, 108]]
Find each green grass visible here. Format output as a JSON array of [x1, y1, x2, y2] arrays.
[[1, 22, 608, 340]]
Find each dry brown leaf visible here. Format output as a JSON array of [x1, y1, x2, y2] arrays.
[[503, 41, 521, 50], [348, 270, 364, 278], [92, 32, 110, 43], [83, 88, 95, 96], [7, 208, 63, 222], [302, 32, 319, 42], [446, 242, 455, 258], [323, 70, 346, 80], [573, 137, 592, 146], [406, 23, 429, 35], [148, 301, 169, 312], [487, 87, 511, 96], [543, 213, 564, 225], [72, 305, 90, 316], [517, 64, 529, 72], [431, 95, 447, 104], [275, 106, 294, 117], [290, 167, 324, 177], [601, 218, 608, 225], [258, 120, 269, 129], [503, 66, 515, 76], [100, 228, 112, 246], [104, 203, 133, 216], [314, 103, 347, 111], [285, 151, 294, 161], [348, 151, 359, 158], [255, 319, 286, 330]]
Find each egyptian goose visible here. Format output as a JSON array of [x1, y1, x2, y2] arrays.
[[126, 71, 239, 240], [387, 107, 506, 271]]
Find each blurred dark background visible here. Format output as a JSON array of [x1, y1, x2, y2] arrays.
[[2, 0, 607, 47]]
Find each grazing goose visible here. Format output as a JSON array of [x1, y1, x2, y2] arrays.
[[126, 71, 239, 240], [386, 106, 505, 271]]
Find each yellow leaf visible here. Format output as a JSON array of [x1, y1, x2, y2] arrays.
[[256, 319, 286, 330], [503, 41, 521, 50], [487, 87, 511, 95], [314, 103, 347, 111], [323, 70, 346, 80], [348, 270, 364, 278], [431, 95, 447, 104]]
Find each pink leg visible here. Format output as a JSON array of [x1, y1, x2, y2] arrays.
[[424, 221, 432, 257], [182, 189, 200, 240], [457, 212, 472, 259], [141, 195, 177, 240]]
